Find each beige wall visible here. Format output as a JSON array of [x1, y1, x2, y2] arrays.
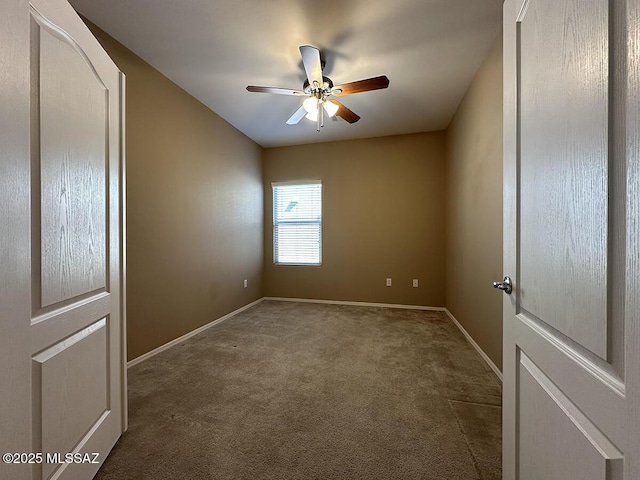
[[445, 35, 503, 369], [86, 22, 264, 361], [263, 133, 446, 306]]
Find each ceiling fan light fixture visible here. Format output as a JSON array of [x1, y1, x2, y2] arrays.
[[305, 109, 318, 121], [303, 97, 318, 114], [323, 101, 339, 117]]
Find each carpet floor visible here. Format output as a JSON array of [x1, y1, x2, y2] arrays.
[[96, 301, 502, 480]]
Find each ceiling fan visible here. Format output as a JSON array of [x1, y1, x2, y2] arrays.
[[246, 45, 390, 132]]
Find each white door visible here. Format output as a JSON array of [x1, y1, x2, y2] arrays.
[[0, 0, 126, 478], [503, 0, 640, 479]]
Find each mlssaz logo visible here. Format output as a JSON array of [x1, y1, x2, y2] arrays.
[[47, 453, 100, 464]]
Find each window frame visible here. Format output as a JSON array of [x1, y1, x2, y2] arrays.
[[272, 180, 323, 266]]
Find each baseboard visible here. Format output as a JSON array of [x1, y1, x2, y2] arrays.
[[444, 308, 503, 382], [127, 297, 264, 368], [264, 296, 446, 312]]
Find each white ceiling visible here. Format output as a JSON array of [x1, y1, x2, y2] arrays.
[[69, 0, 503, 148]]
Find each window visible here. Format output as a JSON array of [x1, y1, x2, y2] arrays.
[[272, 181, 322, 265]]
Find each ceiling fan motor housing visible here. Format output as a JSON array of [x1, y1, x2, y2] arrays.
[[303, 76, 334, 95]]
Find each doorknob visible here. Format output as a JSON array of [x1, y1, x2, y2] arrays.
[[493, 276, 512, 295]]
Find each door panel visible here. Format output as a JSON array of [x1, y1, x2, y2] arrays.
[[519, 0, 609, 360], [518, 354, 622, 480], [34, 319, 108, 480], [38, 17, 108, 307], [513, 316, 626, 450], [503, 0, 639, 478]]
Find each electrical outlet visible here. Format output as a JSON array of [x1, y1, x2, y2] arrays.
[[413, 279, 419, 288], [243, 279, 248, 288], [386, 278, 392, 287]]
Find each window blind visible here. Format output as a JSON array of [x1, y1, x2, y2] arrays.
[[273, 181, 322, 265]]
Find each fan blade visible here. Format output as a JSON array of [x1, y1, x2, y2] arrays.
[[332, 75, 389, 96], [299, 45, 323, 87], [332, 100, 360, 124], [286, 105, 307, 125], [246, 86, 304, 96]]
